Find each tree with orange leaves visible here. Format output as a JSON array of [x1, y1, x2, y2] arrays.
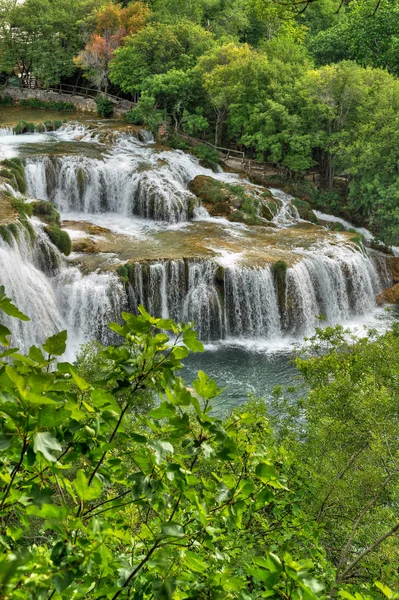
[[74, 1, 150, 92]]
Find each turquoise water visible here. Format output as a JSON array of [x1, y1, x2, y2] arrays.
[[182, 346, 299, 415]]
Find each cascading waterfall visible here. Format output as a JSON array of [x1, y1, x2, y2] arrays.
[[0, 218, 126, 354], [285, 244, 380, 335], [224, 265, 281, 339], [123, 246, 383, 341], [54, 268, 127, 351], [24, 149, 201, 222], [0, 224, 64, 351], [183, 262, 224, 340], [0, 119, 392, 354]]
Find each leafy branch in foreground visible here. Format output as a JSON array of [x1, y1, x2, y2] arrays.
[[0, 303, 326, 599]]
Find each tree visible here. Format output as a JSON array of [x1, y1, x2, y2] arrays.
[[274, 325, 399, 594], [109, 21, 214, 93], [0, 0, 102, 85], [309, 0, 399, 75], [0, 293, 330, 599], [74, 1, 150, 92]]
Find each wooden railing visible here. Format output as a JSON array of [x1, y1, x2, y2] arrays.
[[19, 79, 137, 110]]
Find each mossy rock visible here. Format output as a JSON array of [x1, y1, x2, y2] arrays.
[[292, 198, 319, 224], [32, 200, 61, 226], [44, 226, 72, 256], [272, 260, 287, 315], [0, 158, 27, 194], [188, 175, 263, 225]]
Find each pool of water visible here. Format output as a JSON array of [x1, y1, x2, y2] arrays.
[[182, 305, 399, 415], [182, 346, 300, 415]]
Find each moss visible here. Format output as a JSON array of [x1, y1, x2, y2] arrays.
[[272, 260, 287, 315], [11, 198, 33, 219], [1, 158, 27, 194], [351, 234, 364, 247], [44, 226, 72, 256], [0, 225, 12, 244], [330, 222, 345, 232], [125, 263, 135, 281], [32, 200, 60, 226], [116, 265, 128, 279], [292, 198, 319, 224]]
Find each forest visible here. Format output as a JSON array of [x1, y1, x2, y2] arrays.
[[1, 0, 399, 598]]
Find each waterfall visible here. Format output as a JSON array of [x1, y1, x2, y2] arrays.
[[0, 224, 64, 351], [285, 244, 380, 335], [54, 268, 127, 351], [269, 188, 300, 225], [183, 262, 224, 340], [25, 152, 199, 223], [224, 265, 281, 339]]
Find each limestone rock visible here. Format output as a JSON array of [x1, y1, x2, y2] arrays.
[[376, 282, 399, 305]]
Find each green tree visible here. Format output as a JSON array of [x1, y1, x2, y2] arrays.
[[274, 325, 399, 595], [309, 0, 399, 75], [0, 0, 102, 85], [109, 21, 214, 93]]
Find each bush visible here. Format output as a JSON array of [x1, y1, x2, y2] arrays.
[[192, 144, 220, 169], [44, 225, 72, 255], [95, 95, 114, 118], [20, 98, 75, 111], [0, 94, 13, 106], [125, 95, 163, 132]]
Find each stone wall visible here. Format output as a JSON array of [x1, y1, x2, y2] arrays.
[[2, 87, 132, 117]]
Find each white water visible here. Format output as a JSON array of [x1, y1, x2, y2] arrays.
[[0, 217, 125, 356], [0, 121, 394, 357]]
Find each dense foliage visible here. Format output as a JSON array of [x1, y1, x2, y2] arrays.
[[1, 290, 399, 598]]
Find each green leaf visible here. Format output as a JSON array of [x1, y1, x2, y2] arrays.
[[33, 432, 62, 462], [73, 469, 102, 501], [28, 346, 45, 363], [149, 439, 174, 464], [0, 324, 11, 346], [192, 370, 221, 399], [160, 523, 185, 538], [70, 369, 91, 391], [184, 550, 207, 573], [0, 288, 29, 321], [183, 329, 204, 352], [255, 462, 279, 483], [149, 402, 176, 419], [42, 330, 67, 356]]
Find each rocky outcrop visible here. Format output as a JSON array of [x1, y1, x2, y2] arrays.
[[188, 175, 274, 226], [377, 283, 399, 305]]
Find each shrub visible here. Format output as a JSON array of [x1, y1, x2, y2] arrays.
[[44, 225, 72, 255], [192, 143, 220, 169], [0, 94, 13, 106], [20, 98, 75, 111], [95, 95, 114, 118]]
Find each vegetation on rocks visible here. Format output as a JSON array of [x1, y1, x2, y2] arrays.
[[20, 98, 75, 112], [0, 158, 26, 194], [188, 175, 270, 225]]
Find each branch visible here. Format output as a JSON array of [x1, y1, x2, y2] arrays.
[[339, 521, 399, 582], [316, 444, 368, 522], [336, 471, 396, 576]]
